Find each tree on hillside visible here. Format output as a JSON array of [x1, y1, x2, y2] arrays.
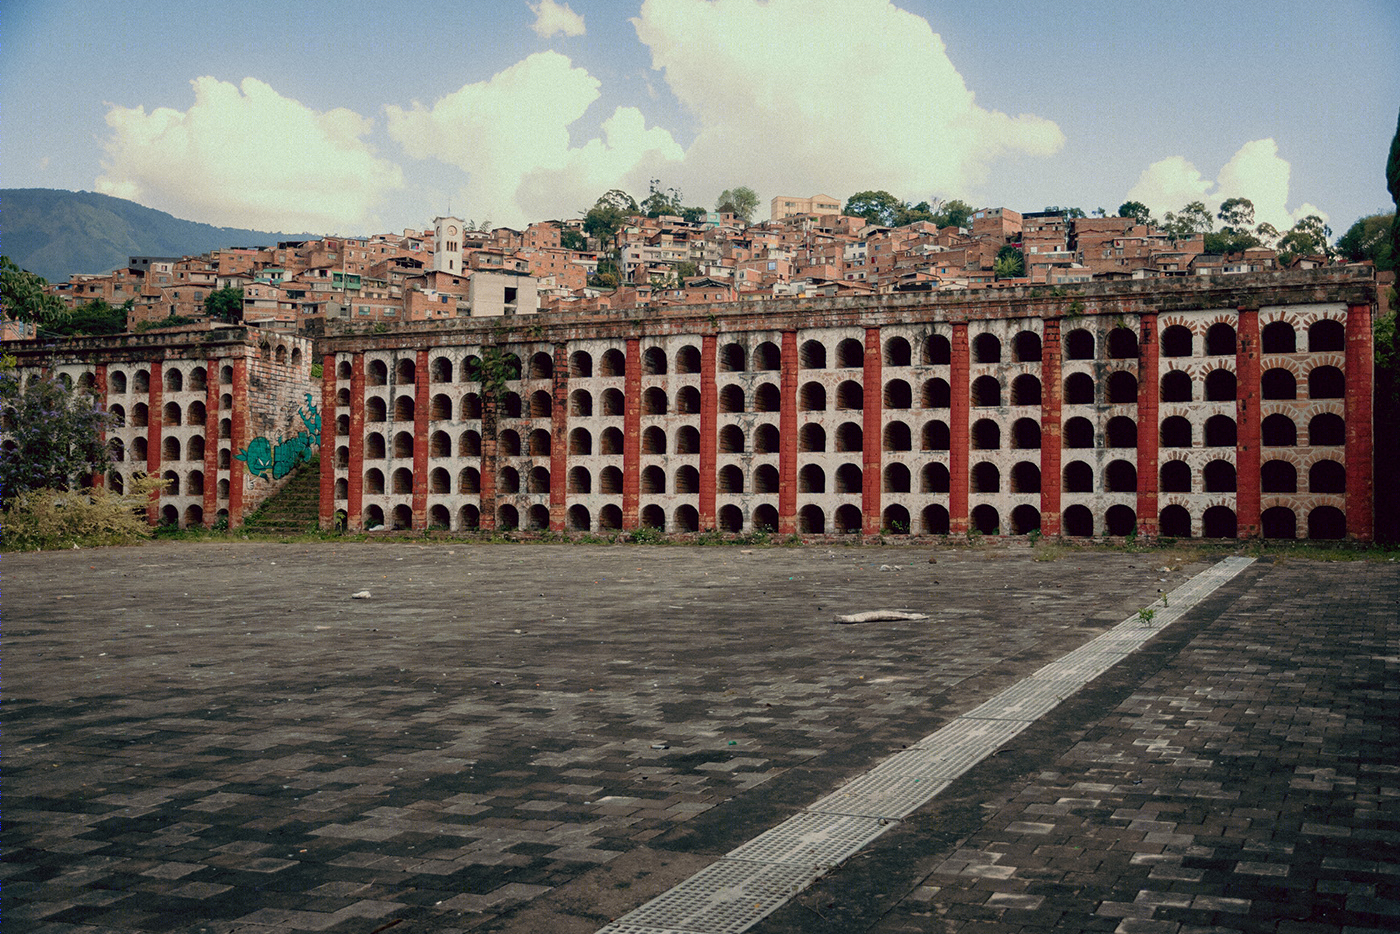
[[560, 229, 586, 251], [716, 186, 759, 224], [1162, 201, 1213, 240], [47, 299, 129, 336], [1217, 197, 1256, 231], [1205, 197, 1262, 254], [1, 256, 67, 327], [1117, 201, 1154, 226], [1043, 205, 1087, 219], [0, 367, 112, 509], [993, 245, 1025, 279], [843, 190, 903, 227], [583, 189, 637, 247], [1336, 212, 1395, 270], [204, 287, 244, 322], [1276, 215, 1333, 264], [934, 199, 975, 229], [641, 179, 692, 219]]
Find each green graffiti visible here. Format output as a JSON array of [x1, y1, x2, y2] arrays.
[[236, 393, 321, 481]]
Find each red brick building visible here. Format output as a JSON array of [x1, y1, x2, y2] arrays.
[[315, 267, 1377, 541]]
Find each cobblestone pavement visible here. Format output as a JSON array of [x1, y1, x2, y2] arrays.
[[3, 543, 1395, 933]]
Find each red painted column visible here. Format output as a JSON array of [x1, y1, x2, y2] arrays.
[[549, 342, 569, 531], [318, 353, 337, 529], [412, 349, 430, 529], [1235, 307, 1261, 538], [146, 361, 163, 524], [228, 357, 249, 528], [1040, 320, 1062, 536], [699, 334, 718, 530], [92, 364, 108, 489], [346, 353, 365, 531], [778, 330, 799, 533], [1345, 302, 1374, 540], [948, 322, 971, 533], [203, 357, 219, 523], [1136, 312, 1159, 537], [861, 326, 883, 535], [622, 338, 642, 529], [479, 390, 498, 531]]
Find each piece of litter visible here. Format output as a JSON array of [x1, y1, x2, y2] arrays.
[[351, 591, 371, 600], [836, 610, 930, 623]]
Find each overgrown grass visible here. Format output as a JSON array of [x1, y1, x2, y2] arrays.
[[2, 474, 166, 551]]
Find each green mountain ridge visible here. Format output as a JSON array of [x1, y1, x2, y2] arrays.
[[1, 188, 311, 284]]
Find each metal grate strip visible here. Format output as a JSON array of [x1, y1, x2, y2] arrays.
[[725, 812, 891, 867], [607, 859, 824, 934], [594, 556, 1253, 933]]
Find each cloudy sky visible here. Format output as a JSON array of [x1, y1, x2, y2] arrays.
[[3, 0, 1397, 237]]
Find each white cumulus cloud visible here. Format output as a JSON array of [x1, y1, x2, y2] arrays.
[[385, 51, 682, 226], [1125, 139, 1323, 231], [529, 0, 586, 38], [631, 0, 1064, 212], [95, 76, 404, 231]]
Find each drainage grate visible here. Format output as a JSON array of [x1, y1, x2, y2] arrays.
[[605, 859, 824, 934], [809, 768, 952, 818], [725, 812, 891, 868], [594, 556, 1255, 934]]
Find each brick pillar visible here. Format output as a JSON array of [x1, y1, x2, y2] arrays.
[[622, 338, 642, 529], [549, 343, 569, 531], [699, 334, 718, 531], [1136, 312, 1159, 537], [228, 357, 249, 528], [479, 392, 498, 531], [861, 326, 882, 535], [412, 349, 430, 529], [92, 364, 108, 489], [949, 322, 970, 533], [1345, 302, 1375, 540], [1235, 307, 1261, 538], [778, 330, 799, 534], [1040, 320, 1062, 536], [203, 358, 220, 524], [346, 353, 365, 531], [318, 354, 337, 529], [146, 361, 163, 524]]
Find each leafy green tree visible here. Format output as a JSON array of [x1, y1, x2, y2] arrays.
[[1205, 197, 1262, 254], [1162, 201, 1213, 240], [560, 229, 586, 251], [1117, 201, 1154, 226], [595, 189, 638, 212], [993, 245, 1025, 279], [203, 287, 244, 322], [1217, 197, 1255, 231], [1388, 107, 1400, 262], [0, 368, 112, 509], [897, 200, 939, 226], [641, 179, 685, 218], [1, 256, 67, 327], [589, 258, 621, 289], [679, 205, 708, 225], [715, 186, 759, 223], [46, 299, 130, 336], [1043, 205, 1087, 219], [1276, 214, 1333, 264], [933, 198, 975, 229], [843, 190, 903, 227], [1336, 212, 1395, 270], [1254, 221, 1281, 249]]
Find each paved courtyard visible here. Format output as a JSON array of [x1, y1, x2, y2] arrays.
[[4, 542, 1397, 933]]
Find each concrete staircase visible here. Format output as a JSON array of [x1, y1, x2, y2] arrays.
[[239, 458, 321, 536]]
